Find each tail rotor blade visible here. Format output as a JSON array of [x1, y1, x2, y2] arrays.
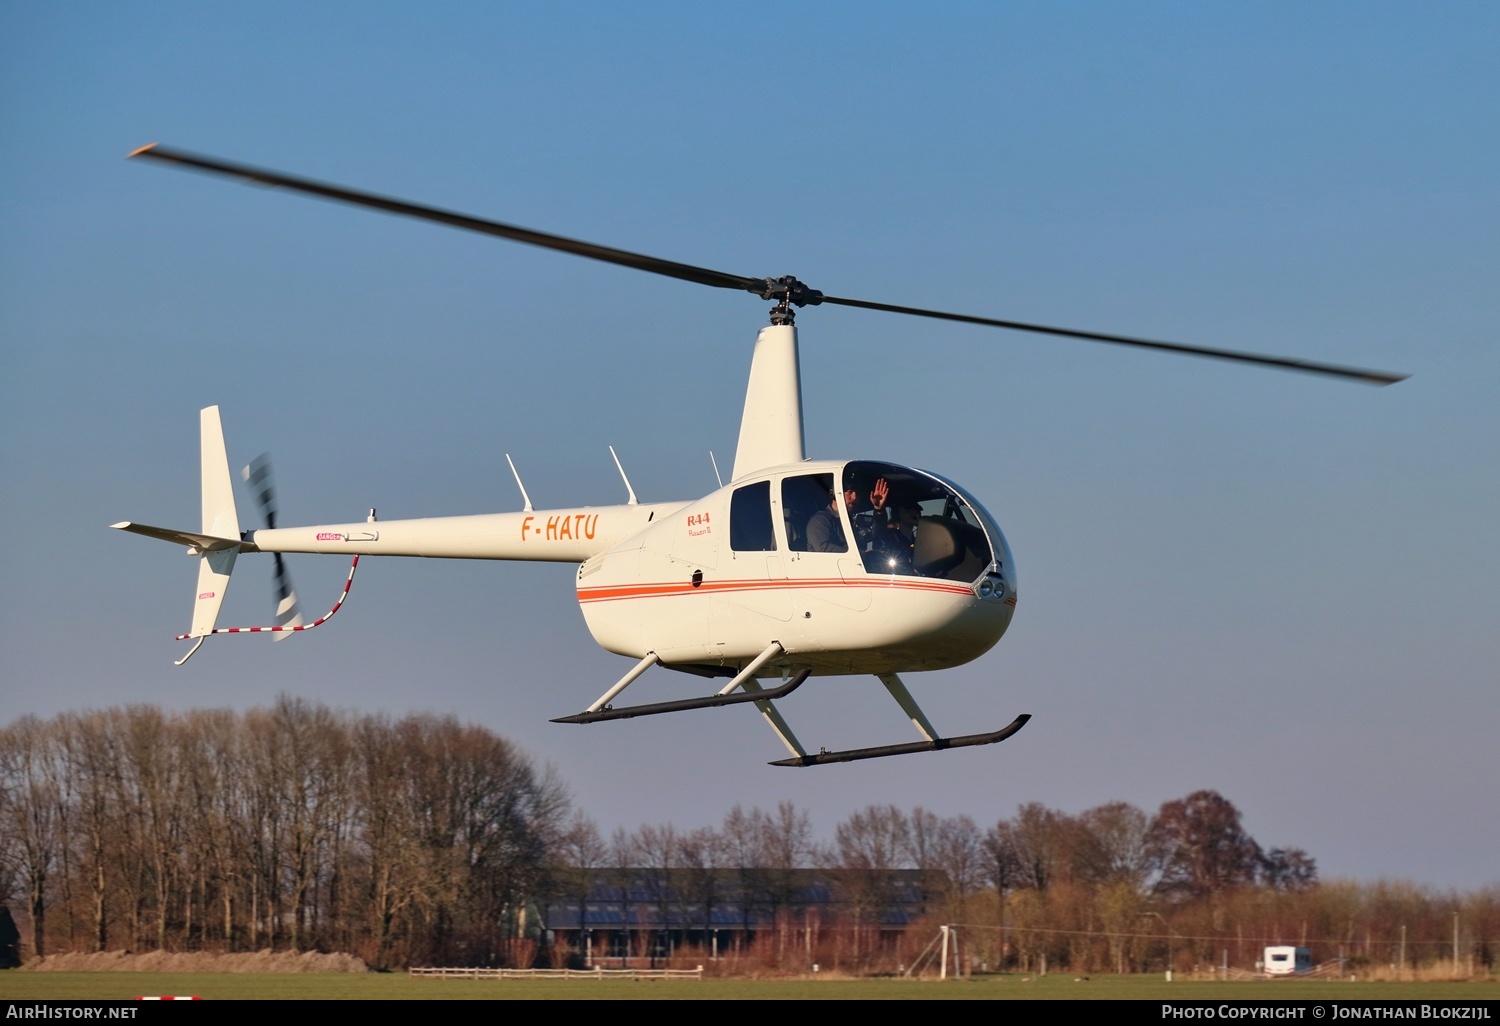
[[243, 454, 304, 639], [243, 453, 278, 530], [271, 552, 305, 638]]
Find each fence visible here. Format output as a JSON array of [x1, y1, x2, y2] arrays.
[[409, 965, 704, 981]]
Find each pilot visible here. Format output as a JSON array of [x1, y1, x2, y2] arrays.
[[850, 476, 890, 552], [871, 499, 921, 574]]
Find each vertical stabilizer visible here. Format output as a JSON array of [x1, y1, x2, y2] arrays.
[[189, 547, 238, 638], [731, 324, 804, 481], [188, 406, 241, 639], [200, 406, 240, 539]]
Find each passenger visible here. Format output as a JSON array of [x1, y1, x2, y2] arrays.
[[805, 487, 852, 552], [807, 477, 894, 553]]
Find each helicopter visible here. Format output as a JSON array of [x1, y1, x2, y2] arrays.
[[113, 144, 1406, 767]]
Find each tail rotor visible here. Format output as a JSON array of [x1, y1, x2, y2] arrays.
[[243, 454, 304, 637]]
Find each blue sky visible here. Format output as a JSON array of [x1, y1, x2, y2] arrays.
[[2, 2, 1496, 887]]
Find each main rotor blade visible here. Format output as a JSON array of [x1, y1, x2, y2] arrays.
[[821, 295, 1407, 385], [130, 143, 1407, 385], [128, 143, 759, 293]]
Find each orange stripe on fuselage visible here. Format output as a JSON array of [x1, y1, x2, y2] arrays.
[[577, 577, 975, 603]]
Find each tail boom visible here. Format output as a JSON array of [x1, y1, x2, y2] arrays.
[[249, 503, 686, 562]]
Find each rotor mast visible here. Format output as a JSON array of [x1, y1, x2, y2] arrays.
[[725, 279, 824, 482]]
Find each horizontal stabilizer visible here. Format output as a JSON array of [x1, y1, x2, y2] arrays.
[[111, 521, 240, 551]]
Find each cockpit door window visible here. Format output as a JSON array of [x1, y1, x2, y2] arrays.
[[842, 461, 994, 581], [782, 473, 846, 553]]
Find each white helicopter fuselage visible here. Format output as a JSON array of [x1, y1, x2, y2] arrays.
[[247, 455, 1017, 678]]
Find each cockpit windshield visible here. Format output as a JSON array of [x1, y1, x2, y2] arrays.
[[842, 461, 994, 582]]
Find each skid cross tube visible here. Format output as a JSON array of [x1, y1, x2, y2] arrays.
[[552, 669, 810, 724], [768, 714, 1031, 767], [586, 652, 658, 713]]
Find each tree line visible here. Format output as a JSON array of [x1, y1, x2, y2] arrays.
[[2, 701, 1494, 973], [554, 795, 1484, 975], [0, 700, 566, 967]]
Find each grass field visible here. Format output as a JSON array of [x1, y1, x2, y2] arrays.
[[2, 973, 1496, 1000]]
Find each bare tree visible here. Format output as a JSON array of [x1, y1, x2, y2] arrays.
[[0, 717, 62, 957], [1149, 790, 1262, 898], [58, 711, 121, 952], [828, 804, 910, 960], [1079, 800, 1161, 893], [113, 707, 187, 951], [982, 818, 1021, 900], [634, 823, 681, 961], [991, 802, 1081, 893], [1260, 847, 1317, 891], [354, 713, 420, 966], [607, 826, 640, 962], [929, 814, 984, 919], [719, 805, 771, 948], [550, 811, 606, 961], [763, 802, 812, 930], [177, 709, 238, 950], [677, 825, 729, 946], [904, 807, 941, 915]]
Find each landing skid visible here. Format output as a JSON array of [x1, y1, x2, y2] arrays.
[[768, 714, 1030, 767], [554, 647, 1029, 767], [552, 669, 809, 723]]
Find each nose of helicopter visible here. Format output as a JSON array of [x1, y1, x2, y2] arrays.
[[937, 577, 1017, 666], [830, 573, 1013, 674]]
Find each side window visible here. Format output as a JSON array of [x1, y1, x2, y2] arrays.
[[782, 473, 845, 552], [729, 481, 776, 551]]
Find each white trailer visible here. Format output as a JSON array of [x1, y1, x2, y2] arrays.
[[1263, 945, 1312, 975]]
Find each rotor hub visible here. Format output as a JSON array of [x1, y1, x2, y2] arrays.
[[754, 276, 824, 325]]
